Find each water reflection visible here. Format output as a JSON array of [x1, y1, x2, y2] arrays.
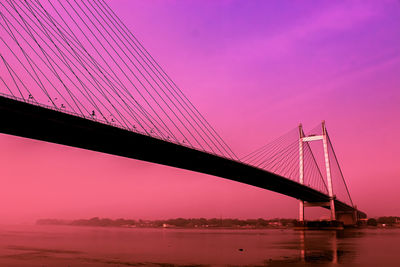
[[1, 225, 398, 266], [268, 229, 363, 266], [299, 230, 340, 264]]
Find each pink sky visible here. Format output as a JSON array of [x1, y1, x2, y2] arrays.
[[0, 0, 399, 223]]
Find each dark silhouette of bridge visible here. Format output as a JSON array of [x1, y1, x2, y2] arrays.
[[0, 0, 366, 223]]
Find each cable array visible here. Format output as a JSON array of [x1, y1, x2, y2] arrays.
[[326, 131, 354, 207], [241, 127, 329, 194], [0, 0, 237, 159], [242, 122, 355, 206], [0, 0, 355, 205], [303, 124, 354, 206]]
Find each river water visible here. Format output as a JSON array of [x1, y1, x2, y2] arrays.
[[0, 225, 399, 266]]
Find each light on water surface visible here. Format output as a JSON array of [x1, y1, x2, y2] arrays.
[[0, 225, 399, 266]]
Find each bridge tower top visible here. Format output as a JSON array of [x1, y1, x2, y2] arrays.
[[299, 121, 336, 220]]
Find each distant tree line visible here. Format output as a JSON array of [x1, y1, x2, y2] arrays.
[[36, 217, 297, 228], [37, 216, 400, 228], [367, 217, 400, 226]]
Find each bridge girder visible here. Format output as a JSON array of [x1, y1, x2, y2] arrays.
[[0, 96, 366, 218]]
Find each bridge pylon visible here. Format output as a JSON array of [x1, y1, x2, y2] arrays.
[[298, 124, 305, 222], [298, 121, 336, 221]]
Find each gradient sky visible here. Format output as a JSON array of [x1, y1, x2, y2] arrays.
[[0, 0, 399, 223]]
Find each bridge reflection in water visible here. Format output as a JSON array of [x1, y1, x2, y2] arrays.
[[267, 230, 363, 265], [297, 230, 364, 265]]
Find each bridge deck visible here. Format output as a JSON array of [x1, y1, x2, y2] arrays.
[[0, 96, 366, 218]]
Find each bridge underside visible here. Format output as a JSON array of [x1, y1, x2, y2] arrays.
[[0, 96, 366, 218]]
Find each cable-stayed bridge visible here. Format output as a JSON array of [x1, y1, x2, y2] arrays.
[[0, 0, 366, 223]]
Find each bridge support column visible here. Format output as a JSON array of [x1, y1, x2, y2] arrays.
[[298, 121, 364, 224], [322, 121, 336, 221], [336, 211, 357, 225], [299, 124, 305, 222]]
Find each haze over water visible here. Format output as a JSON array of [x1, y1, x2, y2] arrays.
[[0, 225, 399, 266]]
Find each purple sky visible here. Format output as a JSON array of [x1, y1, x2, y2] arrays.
[[0, 0, 399, 223]]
